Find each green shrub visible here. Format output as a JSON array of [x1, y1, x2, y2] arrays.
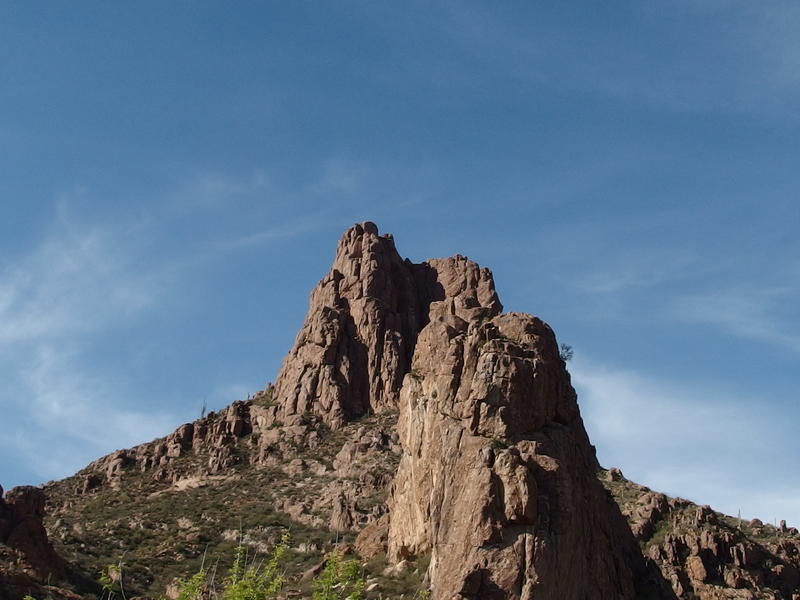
[[222, 533, 289, 600], [312, 550, 365, 600], [175, 568, 207, 600], [99, 564, 123, 600], [489, 438, 508, 451], [172, 532, 289, 600]]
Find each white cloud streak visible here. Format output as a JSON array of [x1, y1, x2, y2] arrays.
[[435, 1, 800, 118], [0, 208, 180, 485], [573, 357, 800, 527], [674, 285, 800, 352], [0, 210, 157, 344], [11, 344, 178, 481]]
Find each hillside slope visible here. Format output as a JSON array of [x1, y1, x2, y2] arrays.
[[4, 222, 796, 599]]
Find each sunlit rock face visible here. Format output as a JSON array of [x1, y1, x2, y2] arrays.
[[271, 221, 501, 430], [386, 307, 645, 600]]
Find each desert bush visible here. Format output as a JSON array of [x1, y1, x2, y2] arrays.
[[172, 532, 289, 600], [312, 550, 365, 600], [175, 568, 208, 600], [99, 563, 124, 600], [222, 532, 289, 600]]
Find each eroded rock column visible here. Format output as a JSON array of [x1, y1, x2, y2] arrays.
[[388, 309, 642, 600]]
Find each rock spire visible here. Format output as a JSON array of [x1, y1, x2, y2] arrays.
[[273, 222, 650, 599], [270, 221, 501, 429]]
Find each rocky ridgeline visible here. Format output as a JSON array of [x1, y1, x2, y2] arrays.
[[8, 222, 798, 599], [604, 470, 800, 600], [78, 396, 299, 488], [62, 396, 399, 538]]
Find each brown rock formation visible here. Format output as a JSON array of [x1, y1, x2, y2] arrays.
[[0, 486, 63, 581], [269, 222, 501, 429], [607, 473, 800, 599], [386, 306, 649, 599], [0, 486, 82, 600]]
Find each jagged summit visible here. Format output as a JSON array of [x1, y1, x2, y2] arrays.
[[268, 222, 644, 598], [270, 221, 501, 429]]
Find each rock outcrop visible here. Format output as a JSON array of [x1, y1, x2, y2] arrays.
[[607, 475, 800, 600], [0, 486, 63, 581], [268, 222, 657, 598], [386, 309, 649, 599], [0, 486, 80, 600], [270, 222, 501, 429]]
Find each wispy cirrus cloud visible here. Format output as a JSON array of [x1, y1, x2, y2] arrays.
[[573, 251, 696, 295], [217, 214, 336, 251], [169, 169, 272, 212], [0, 206, 180, 485], [0, 211, 157, 344], [430, 1, 800, 118], [673, 285, 800, 352], [9, 344, 179, 480]]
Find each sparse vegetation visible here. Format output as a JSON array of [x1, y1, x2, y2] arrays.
[[489, 437, 508, 451], [252, 384, 276, 408], [168, 537, 415, 600], [99, 562, 124, 600], [559, 343, 573, 362], [40, 408, 420, 599], [311, 550, 365, 600], [175, 567, 207, 600]]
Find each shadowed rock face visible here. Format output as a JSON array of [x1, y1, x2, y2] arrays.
[[0, 486, 63, 581], [271, 222, 501, 429]]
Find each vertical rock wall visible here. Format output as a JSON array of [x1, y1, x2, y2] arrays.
[[385, 305, 644, 598], [271, 222, 423, 428]]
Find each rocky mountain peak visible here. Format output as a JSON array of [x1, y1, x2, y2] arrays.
[[14, 222, 798, 600], [270, 221, 502, 430], [267, 222, 645, 598]]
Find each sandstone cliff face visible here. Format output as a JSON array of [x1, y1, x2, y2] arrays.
[[386, 308, 646, 599], [269, 223, 651, 598]]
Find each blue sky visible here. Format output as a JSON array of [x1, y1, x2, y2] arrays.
[[1, 2, 798, 525]]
